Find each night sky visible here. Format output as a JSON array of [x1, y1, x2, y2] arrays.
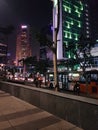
[[0, 0, 98, 60], [0, 0, 53, 60]]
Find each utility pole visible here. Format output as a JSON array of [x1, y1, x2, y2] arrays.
[[51, 0, 60, 91]]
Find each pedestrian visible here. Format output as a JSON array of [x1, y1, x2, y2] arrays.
[[74, 81, 80, 95], [34, 77, 38, 87], [49, 82, 53, 89]]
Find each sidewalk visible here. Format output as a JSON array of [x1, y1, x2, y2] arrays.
[[0, 90, 83, 130]]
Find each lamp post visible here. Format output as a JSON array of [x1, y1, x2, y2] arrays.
[[51, 0, 60, 91]]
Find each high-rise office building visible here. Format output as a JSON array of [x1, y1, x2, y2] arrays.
[[0, 32, 7, 64], [53, 0, 91, 60], [0, 43, 7, 64], [16, 25, 32, 66]]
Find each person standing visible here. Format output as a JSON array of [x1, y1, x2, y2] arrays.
[[74, 82, 80, 95]]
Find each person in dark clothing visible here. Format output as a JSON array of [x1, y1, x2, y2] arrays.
[[34, 77, 38, 87], [49, 82, 53, 89], [74, 82, 80, 95]]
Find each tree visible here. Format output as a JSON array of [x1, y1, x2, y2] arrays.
[[18, 56, 37, 73], [23, 56, 37, 66], [64, 34, 94, 72], [35, 59, 49, 74], [64, 34, 94, 94], [36, 0, 60, 91], [76, 35, 94, 71]]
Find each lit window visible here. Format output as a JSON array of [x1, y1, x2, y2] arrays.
[[81, 6, 83, 11], [87, 35, 90, 38], [86, 13, 88, 16], [86, 18, 89, 21], [69, 33, 72, 39], [71, 20, 74, 25], [66, 22, 70, 28], [69, 8, 71, 13], [74, 34, 78, 41], [86, 31, 89, 34], [64, 41, 68, 47], [86, 26, 89, 29], [65, 32, 68, 38], [86, 22, 89, 25], [78, 21, 81, 28], [64, 31, 68, 38], [85, 4, 88, 7], [63, 5, 71, 13], [78, 12, 81, 17], [86, 9, 88, 12], [68, 52, 71, 58]]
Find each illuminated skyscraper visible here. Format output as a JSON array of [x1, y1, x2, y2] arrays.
[[53, 0, 91, 60], [16, 25, 32, 66]]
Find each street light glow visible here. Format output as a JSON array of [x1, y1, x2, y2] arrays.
[[21, 25, 27, 29]]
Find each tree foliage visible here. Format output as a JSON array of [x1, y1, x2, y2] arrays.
[[64, 34, 94, 71]]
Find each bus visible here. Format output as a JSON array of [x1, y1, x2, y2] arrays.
[[46, 70, 98, 94], [79, 70, 98, 94], [46, 71, 80, 90]]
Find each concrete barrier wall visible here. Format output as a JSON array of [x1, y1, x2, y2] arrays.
[[0, 81, 98, 130]]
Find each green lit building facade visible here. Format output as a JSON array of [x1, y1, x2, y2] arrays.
[[53, 0, 91, 60]]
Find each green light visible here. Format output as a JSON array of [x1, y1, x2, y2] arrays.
[[78, 21, 81, 27], [68, 52, 71, 58], [69, 8, 71, 13], [74, 55, 76, 59], [67, 22, 70, 28], [64, 31, 68, 38], [64, 41, 68, 47], [74, 33, 78, 41], [75, 37, 78, 41], [75, 8, 78, 13], [78, 12, 81, 17], [69, 32, 72, 39], [65, 32, 68, 38], [63, 5, 71, 13], [79, 1, 83, 10], [71, 20, 74, 25], [81, 6, 83, 11]]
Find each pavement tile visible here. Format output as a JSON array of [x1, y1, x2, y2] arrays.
[[12, 115, 60, 130], [9, 111, 52, 126], [39, 120, 83, 130], [0, 121, 11, 129], [0, 108, 43, 122], [0, 90, 84, 130]]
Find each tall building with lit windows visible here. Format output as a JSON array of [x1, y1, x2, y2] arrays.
[[53, 0, 91, 60], [16, 25, 32, 66], [0, 43, 7, 64]]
